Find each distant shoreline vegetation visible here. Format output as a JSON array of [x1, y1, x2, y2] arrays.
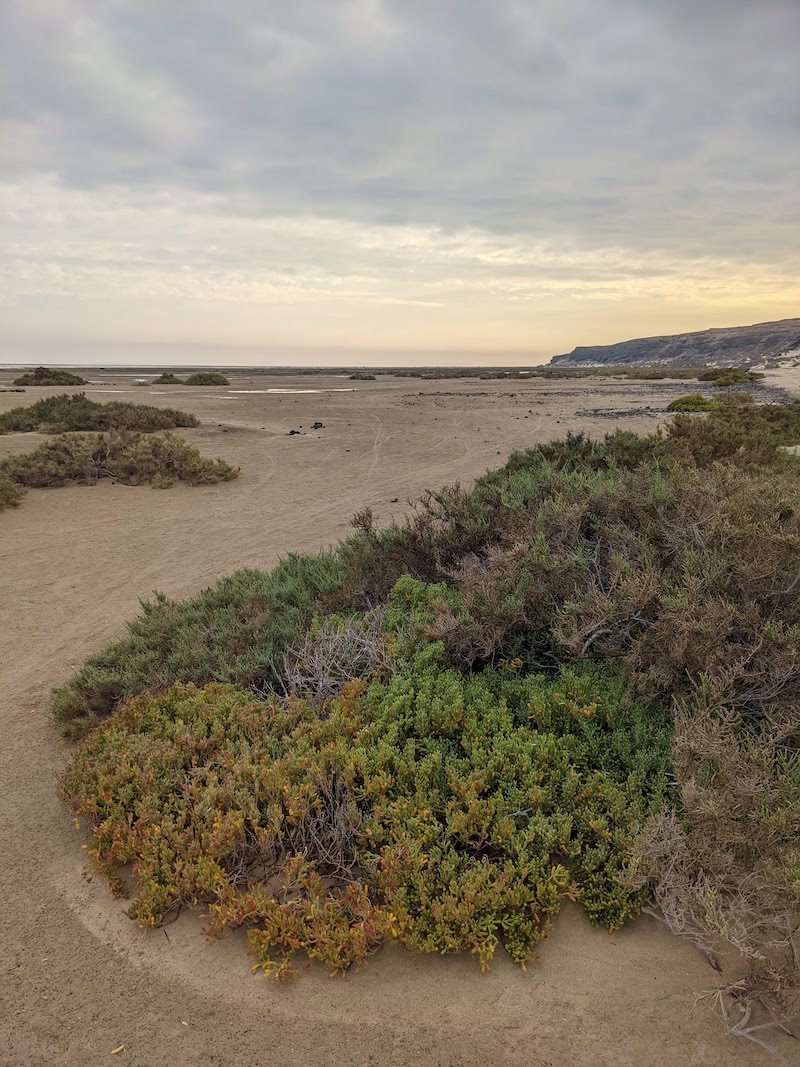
[[1, 364, 769, 384]]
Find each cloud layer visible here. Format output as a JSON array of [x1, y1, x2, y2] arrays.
[[2, 0, 798, 362]]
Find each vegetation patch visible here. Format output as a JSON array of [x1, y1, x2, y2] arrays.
[[184, 372, 230, 386], [1, 432, 238, 499], [349, 372, 377, 381], [12, 366, 87, 386], [710, 369, 763, 387], [667, 394, 722, 412], [0, 393, 198, 435], [370, 365, 768, 382], [0, 470, 26, 511], [152, 372, 183, 384], [62, 606, 672, 976], [56, 396, 800, 1037]]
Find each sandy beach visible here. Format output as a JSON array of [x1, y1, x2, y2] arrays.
[[2, 369, 797, 1067]]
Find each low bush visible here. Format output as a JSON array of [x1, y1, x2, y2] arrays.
[[713, 372, 762, 387], [0, 470, 26, 511], [184, 372, 230, 386], [666, 394, 721, 412], [62, 609, 672, 976], [12, 366, 87, 386], [0, 393, 198, 434], [53, 553, 344, 737], [349, 372, 377, 381], [152, 372, 183, 384], [1, 433, 238, 520]]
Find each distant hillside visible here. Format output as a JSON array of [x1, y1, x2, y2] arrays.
[[550, 317, 800, 369]]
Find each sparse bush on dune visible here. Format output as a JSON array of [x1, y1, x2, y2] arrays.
[[0, 393, 198, 435], [103, 432, 239, 488], [0, 470, 26, 511], [152, 372, 183, 384], [1, 432, 238, 510], [184, 372, 230, 386], [56, 398, 800, 1040], [12, 366, 87, 386]]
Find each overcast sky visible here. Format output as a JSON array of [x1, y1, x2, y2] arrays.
[[2, 0, 798, 366]]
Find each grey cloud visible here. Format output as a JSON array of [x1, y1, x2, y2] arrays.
[[1, 0, 799, 262]]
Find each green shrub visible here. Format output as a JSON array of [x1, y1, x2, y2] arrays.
[[0, 393, 198, 435], [12, 366, 87, 386], [349, 372, 377, 381], [709, 369, 763, 386], [0, 470, 26, 511], [152, 372, 183, 384], [666, 394, 721, 412], [61, 632, 672, 977], [184, 372, 230, 386], [664, 396, 800, 465], [1, 433, 238, 521]]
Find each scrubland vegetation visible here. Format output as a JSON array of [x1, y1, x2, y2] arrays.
[[667, 394, 722, 412], [12, 366, 88, 386], [1, 432, 238, 508], [153, 372, 183, 384], [57, 394, 800, 1042], [0, 394, 230, 511], [0, 470, 25, 512], [710, 369, 764, 387], [184, 372, 231, 386], [0, 393, 197, 434], [379, 364, 766, 383]]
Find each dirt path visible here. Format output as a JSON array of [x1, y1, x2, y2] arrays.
[[1, 372, 789, 1066]]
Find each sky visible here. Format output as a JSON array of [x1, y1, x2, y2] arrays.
[[1, 0, 799, 367]]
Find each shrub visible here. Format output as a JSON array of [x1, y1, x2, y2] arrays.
[[0, 470, 26, 511], [282, 609, 398, 704], [1, 433, 238, 518], [104, 432, 239, 488], [349, 372, 377, 381], [666, 394, 722, 412], [61, 632, 672, 977], [0, 393, 198, 435], [152, 372, 183, 384], [12, 366, 87, 386], [184, 372, 230, 386], [710, 369, 764, 387]]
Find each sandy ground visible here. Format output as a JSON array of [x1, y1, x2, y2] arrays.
[[1, 368, 798, 1067]]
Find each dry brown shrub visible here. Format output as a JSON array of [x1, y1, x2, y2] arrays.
[[627, 684, 799, 1053], [281, 610, 397, 704]]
